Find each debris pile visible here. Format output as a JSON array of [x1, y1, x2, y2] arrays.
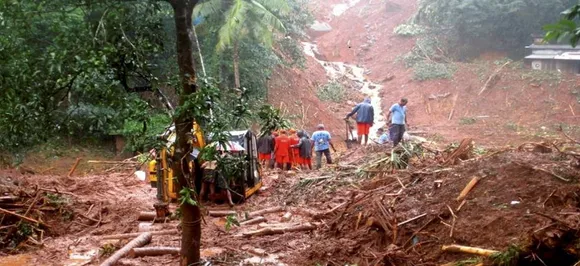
[[297, 138, 580, 265], [0, 179, 80, 252]]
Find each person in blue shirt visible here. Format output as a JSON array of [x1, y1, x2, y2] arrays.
[[311, 124, 336, 169], [345, 98, 374, 145], [376, 128, 390, 144], [386, 98, 409, 147]]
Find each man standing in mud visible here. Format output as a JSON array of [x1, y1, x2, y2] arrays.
[[386, 98, 409, 147], [345, 97, 374, 145], [311, 124, 336, 169]]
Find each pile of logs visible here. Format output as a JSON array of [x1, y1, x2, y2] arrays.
[[0, 187, 80, 250]]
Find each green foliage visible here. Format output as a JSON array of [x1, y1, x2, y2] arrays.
[[401, 37, 455, 81], [224, 214, 240, 231], [490, 244, 521, 266], [0, 0, 172, 152], [111, 113, 172, 152], [46, 193, 69, 208], [413, 0, 577, 57], [544, 5, 580, 47], [179, 187, 199, 207], [394, 23, 426, 37], [459, 117, 477, 125], [317, 81, 346, 102], [413, 62, 456, 81], [453, 258, 482, 266], [520, 70, 562, 85], [257, 105, 292, 135], [100, 243, 117, 258]]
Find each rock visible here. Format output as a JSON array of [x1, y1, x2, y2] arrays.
[[280, 212, 292, 222], [347, 100, 357, 106]]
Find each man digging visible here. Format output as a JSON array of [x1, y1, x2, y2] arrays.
[[345, 97, 374, 146]]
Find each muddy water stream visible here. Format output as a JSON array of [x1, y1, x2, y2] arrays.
[[302, 42, 386, 139]]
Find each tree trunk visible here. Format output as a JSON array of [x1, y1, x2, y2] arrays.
[[233, 40, 241, 90], [166, 1, 201, 265]]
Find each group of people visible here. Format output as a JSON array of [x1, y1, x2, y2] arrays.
[[257, 124, 336, 171], [256, 97, 409, 171], [345, 97, 409, 147]]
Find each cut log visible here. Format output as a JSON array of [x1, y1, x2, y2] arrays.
[[246, 206, 284, 218], [243, 223, 316, 237], [257, 222, 301, 229], [456, 176, 480, 201], [239, 216, 266, 226], [0, 196, 19, 203], [441, 244, 498, 256], [129, 247, 179, 258], [138, 211, 157, 221], [100, 229, 178, 240], [99, 232, 152, 266], [138, 223, 174, 232], [208, 210, 237, 217]]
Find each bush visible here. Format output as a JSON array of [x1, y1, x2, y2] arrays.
[[413, 62, 456, 81], [459, 117, 477, 125], [110, 113, 172, 152], [317, 81, 345, 102], [394, 23, 426, 37]]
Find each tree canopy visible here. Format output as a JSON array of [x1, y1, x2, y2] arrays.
[[0, 0, 311, 154], [411, 0, 577, 58]]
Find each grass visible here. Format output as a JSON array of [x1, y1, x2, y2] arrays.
[[453, 258, 482, 266], [459, 117, 477, 125], [490, 244, 521, 266], [504, 122, 519, 132], [317, 81, 345, 103], [572, 89, 580, 104], [520, 69, 562, 85], [394, 23, 425, 37], [413, 62, 456, 81]]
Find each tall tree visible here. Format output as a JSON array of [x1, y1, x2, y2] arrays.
[[194, 0, 289, 89], [164, 0, 201, 265]]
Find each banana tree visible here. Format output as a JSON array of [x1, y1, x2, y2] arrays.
[[193, 0, 289, 90]]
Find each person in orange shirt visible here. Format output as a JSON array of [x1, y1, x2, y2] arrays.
[[274, 129, 291, 170], [288, 129, 300, 169]]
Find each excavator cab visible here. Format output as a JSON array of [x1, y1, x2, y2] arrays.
[[147, 126, 262, 204]]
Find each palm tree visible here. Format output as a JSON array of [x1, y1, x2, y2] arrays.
[[193, 0, 290, 89]]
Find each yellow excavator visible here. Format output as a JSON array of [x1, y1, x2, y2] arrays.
[[147, 123, 263, 216]]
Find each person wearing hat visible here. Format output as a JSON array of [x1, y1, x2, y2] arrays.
[[345, 97, 374, 145], [274, 129, 291, 170], [311, 124, 336, 169]]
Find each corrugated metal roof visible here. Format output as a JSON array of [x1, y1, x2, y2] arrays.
[[525, 54, 556, 59], [554, 52, 580, 60], [525, 44, 580, 50]]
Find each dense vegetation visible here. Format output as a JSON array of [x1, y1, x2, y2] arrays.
[[410, 0, 577, 58], [0, 0, 310, 155]]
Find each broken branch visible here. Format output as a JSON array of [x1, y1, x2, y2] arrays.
[[441, 244, 499, 256], [99, 232, 152, 266], [100, 229, 178, 240], [246, 206, 284, 218], [457, 176, 480, 201], [242, 223, 316, 237], [129, 247, 179, 258]]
